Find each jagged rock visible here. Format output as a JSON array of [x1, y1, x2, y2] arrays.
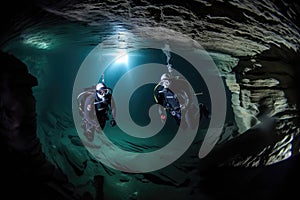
[[120, 174, 131, 182], [227, 45, 300, 166], [0, 51, 80, 200], [60, 140, 89, 176], [1, 1, 300, 200], [135, 174, 150, 183], [27, 0, 299, 57], [128, 191, 138, 200], [140, 164, 191, 187], [69, 135, 85, 146]]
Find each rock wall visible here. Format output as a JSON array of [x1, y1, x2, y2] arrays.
[[1, 0, 300, 199]]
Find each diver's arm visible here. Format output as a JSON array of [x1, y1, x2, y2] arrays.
[[153, 83, 162, 104], [158, 104, 167, 123], [110, 97, 116, 119], [158, 105, 163, 116], [175, 79, 191, 110], [177, 91, 189, 111], [153, 83, 166, 122], [108, 97, 117, 127], [107, 88, 115, 118]]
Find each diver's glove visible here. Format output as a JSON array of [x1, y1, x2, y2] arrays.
[[110, 119, 116, 127], [158, 107, 167, 123], [160, 114, 166, 122]]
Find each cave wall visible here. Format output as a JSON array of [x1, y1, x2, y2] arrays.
[[1, 0, 300, 199], [34, 1, 300, 158], [36, 0, 300, 56]]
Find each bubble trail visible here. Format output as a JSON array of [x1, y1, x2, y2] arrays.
[[162, 44, 171, 65]]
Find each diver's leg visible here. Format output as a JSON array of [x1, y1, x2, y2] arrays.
[[185, 104, 200, 129], [96, 110, 107, 130], [83, 122, 95, 142], [199, 103, 210, 119], [184, 110, 192, 129], [83, 96, 96, 141], [170, 110, 179, 125]]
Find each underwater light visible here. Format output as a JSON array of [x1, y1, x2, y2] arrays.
[[116, 54, 128, 63], [115, 54, 128, 64], [23, 34, 53, 50]]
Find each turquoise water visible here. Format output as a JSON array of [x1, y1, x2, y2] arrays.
[[2, 19, 236, 199], [3, 22, 217, 149], [100, 48, 211, 152]]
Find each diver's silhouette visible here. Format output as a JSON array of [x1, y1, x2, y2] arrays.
[[77, 75, 116, 142], [154, 72, 209, 129]]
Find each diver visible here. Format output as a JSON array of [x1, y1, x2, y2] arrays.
[[154, 73, 183, 126], [94, 79, 116, 130], [77, 74, 116, 142], [154, 66, 210, 129]]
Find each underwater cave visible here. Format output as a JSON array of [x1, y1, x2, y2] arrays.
[[0, 0, 300, 200]]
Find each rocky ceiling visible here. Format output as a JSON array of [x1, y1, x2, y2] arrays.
[[2, 0, 300, 55], [40, 0, 300, 56], [1, 0, 300, 200]]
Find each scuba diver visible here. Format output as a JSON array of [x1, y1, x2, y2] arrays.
[[94, 78, 116, 130], [77, 74, 116, 142], [154, 64, 210, 129]]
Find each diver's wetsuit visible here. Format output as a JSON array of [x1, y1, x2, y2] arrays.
[[156, 86, 182, 125], [94, 86, 115, 130], [82, 93, 99, 141], [154, 77, 201, 129], [77, 83, 116, 142]]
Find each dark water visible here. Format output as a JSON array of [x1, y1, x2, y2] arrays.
[[99, 48, 212, 152], [1, 1, 299, 199], [2, 17, 238, 200], [3, 19, 226, 145]]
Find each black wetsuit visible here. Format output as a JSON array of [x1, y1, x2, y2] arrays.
[[154, 77, 201, 129], [94, 88, 115, 130], [156, 86, 182, 125]]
